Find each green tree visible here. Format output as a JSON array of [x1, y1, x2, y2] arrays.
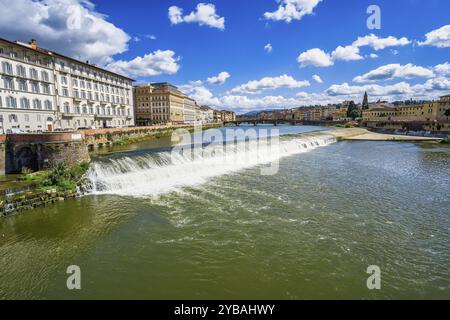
[[445, 108, 450, 118], [346, 101, 361, 120]]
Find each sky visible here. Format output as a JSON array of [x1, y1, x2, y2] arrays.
[[0, 0, 449, 114]]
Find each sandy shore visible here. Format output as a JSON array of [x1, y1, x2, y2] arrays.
[[326, 128, 439, 141]]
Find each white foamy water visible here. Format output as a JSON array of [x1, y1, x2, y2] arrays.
[[85, 133, 336, 197]]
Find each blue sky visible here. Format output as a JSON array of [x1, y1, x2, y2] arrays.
[[0, 0, 449, 113]]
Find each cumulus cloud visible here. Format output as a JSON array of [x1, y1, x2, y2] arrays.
[[434, 62, 450, 76], [331, 45, 363, 61], [264, 43, 273, 53], [312, 74, 323, 83], [368, 53, 379, 59], [229, 75, 310, 94], [298, 34, 411, 68], [264, 0, 322, 23], [419, 25, 450, 48], [327, 77, 450, 100], [106, 50, 181, 78], [352, 34, 411, 50], [168, 3, 225, 30], [297, 48, 333, 67], [207, 71, 231, 85], [0, 0, 130, 65], [353, 64, 435, 83]]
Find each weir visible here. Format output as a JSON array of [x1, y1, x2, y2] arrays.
[[85, 131, 336, 197]]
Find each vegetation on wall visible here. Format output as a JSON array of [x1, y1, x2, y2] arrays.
[[19, 162, 90, 191]]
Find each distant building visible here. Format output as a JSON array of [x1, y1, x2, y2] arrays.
[[362, 95, 450, 122], [134, 83, 198, 126], [0, 37, 134, 133], [362, 91, 369, 110]]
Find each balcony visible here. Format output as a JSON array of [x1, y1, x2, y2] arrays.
[[95, 114, 113, 120]]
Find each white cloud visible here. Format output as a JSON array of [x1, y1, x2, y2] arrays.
[[106, 50, 181, 78], [331, 45, 363, 61], [353, 64, 435, 83], [419, 25, 450, 48], [327, 77, 450, 100], [207, 71, 231, 85], [229, 75, 310, 94], [264, 43, 273, 53], [312, 74, 323, 83], [434, 62, 450, 76], [168, 3, 225, 30], [368, 53, 379, 59], [264, 0, 322, 23], [0, 0, 130, 65], [146, 34, 157, 40], [297, 48, 333, 67], [352, 34, 411, 50], [298, 34, 411, 68]]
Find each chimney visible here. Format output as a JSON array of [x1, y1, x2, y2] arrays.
[[30, 39, 37, 50]]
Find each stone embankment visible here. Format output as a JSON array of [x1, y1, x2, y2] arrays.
[[0, 188, 77, 216]]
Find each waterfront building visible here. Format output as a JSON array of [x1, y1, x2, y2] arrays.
[[134, 83, 200, 126], [362, 95, 450, 122], [0, 38, 134, 133], [213, 109, 223, 122], [199, 105, 214, 123]]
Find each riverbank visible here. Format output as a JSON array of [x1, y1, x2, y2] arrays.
[[327, 128, 440, 141]]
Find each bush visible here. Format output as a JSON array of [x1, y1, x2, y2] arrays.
[[441, 138, 450, 144]]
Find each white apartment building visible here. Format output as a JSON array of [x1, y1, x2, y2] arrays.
[[0, 38, 134, 133]]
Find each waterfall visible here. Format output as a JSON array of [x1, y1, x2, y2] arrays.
[[85, 133, 336, 197]]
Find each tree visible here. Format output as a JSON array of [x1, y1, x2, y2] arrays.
[[346, 101, 361, 120], [445, 108, 450, 119]]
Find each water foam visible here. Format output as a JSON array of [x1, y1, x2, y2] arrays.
[[85, 133, 336, 197]]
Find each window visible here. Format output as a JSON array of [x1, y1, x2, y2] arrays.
[[6, 96, 17, 108], [62, 87, 69, 97], [42, 84, 50, 94], [75, 105, 81, 114], [16, 65, 26, 77], [37, 115, 42, 122], [82, 105, 87, 114], [24, 114, 30, 122], [2, 61, 12, 74], [61, 75, 68, 85], [41, 71, 49, 82], [44, 100, 52, 110], [74, 90, 80, 98], [73, 78, 78, 87], [63, 102, 70, 113], [31, 81, 39, 93], [18, 79, 27, 91], [20, 97, 30, 109], [30, 68, 38, 80], [3, 77, 14, 90], [33, 99, 42, 110], [9, 114, 18, 123], [0, 96, 2, 107]]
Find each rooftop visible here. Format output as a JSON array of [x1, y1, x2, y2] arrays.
[[0, 37, 134, 81]]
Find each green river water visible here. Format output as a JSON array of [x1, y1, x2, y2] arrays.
[[0, 125, 449, 299]]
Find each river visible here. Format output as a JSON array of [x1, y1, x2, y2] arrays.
[[0, 125, 449, 299]]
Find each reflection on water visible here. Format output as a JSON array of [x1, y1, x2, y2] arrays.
[[0, 126, 449, 299]]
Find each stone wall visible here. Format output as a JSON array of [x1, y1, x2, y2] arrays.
[[362, 121, 450, 134], [82, 124, 219, 148], [0, 188, 78, 216], [5, 132, 90, 174], [0, 135, 5, 176]]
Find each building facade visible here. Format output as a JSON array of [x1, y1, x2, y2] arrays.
[[362, 95, 450, 122], [134, 83, 201, 126], [0, 38, 134, 133]]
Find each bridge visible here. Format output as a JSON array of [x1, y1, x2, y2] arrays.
[[224, 118, 347, 126]]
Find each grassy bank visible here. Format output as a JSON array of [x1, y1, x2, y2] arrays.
[[18, 162, 90, 192], [441, 138, 450, 144]]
